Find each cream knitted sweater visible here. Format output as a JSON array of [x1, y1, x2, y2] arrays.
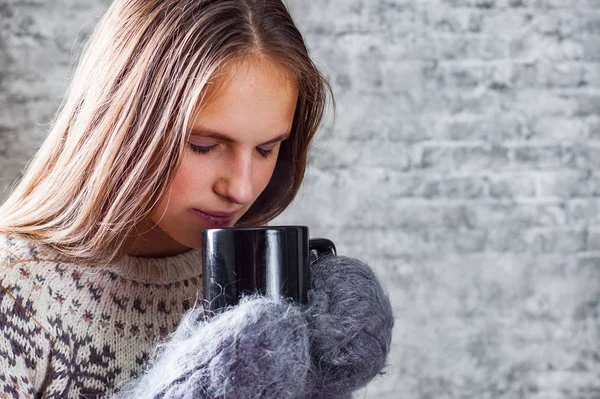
[[0, 233, 204, 398]]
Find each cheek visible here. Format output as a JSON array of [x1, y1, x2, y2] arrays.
[[173, 154, 214, 192], [170, 165, 194, 194], [161, 156, 209, 206], [254, 159, 279, 194]]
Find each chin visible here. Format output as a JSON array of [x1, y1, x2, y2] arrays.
[[177, 234, 203, 250]]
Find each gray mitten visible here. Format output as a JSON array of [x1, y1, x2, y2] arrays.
[[112, 295, 311, 399], [303, 255, 394, 398]]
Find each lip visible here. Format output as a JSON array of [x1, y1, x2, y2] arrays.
[[190, 208, 236, 227]]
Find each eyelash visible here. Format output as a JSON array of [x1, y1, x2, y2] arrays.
[[189, 144, 275, 159]]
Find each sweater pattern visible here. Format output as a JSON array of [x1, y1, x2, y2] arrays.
[[0, 233, 204, 398]]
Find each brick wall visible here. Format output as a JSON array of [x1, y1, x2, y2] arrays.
[[1, 1, 599, 398], [275, 1, 600, 397]]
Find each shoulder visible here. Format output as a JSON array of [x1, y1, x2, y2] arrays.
[[0, 233, 58, 339], [0, 233, 52, 298], [0, 232, 48, 287], [0, 234, 55, 395], [0, 233, 52, 269]]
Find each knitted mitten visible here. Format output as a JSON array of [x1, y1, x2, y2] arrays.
[[112, 295, 310, 399], [302, 255, 394, 398]]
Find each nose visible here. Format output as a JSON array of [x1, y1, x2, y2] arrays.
[[214, 153, 254, 205]]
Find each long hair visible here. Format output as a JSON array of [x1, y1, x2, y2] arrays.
[[0, 0, 333, 266]]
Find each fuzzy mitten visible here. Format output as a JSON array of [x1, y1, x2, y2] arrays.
[[112, 295, 311, 399], [302, 255, 394, 398]]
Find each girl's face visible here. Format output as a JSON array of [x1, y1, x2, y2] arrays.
[[130, 58, 298, 257]]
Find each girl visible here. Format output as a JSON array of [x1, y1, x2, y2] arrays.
[[0, 0, 393, 397]]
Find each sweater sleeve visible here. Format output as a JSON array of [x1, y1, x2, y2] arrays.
[[0, 263, 53, 398]]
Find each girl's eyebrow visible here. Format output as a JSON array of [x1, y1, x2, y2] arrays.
[[191, 126, 290, 145]]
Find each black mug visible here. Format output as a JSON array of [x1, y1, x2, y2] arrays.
[[202, 226, 336, 312]]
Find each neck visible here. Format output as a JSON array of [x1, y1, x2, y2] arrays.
[[126, 221, 193, 258]]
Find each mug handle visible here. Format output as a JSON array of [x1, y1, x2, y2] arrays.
[[309, 238, 336, 264]]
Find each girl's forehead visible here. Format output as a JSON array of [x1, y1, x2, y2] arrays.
[[189, 57, 298, 141], [194, 57, 297, 113], [208, 56, 296, 95]]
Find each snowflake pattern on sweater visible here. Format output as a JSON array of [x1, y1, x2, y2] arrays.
[[0, 233, 204, 398]]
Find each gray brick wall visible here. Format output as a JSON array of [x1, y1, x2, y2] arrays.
[[1, 1, 599, 398]]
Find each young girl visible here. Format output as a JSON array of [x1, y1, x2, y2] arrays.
[[0, 1, 393, 397]]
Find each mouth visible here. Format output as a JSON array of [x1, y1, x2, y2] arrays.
[[190, 208, 236, 228]]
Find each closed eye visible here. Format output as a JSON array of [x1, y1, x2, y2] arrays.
[[257, 146, 276, 158], [189, 143, 277, 158], [189, 144, 217, 154]]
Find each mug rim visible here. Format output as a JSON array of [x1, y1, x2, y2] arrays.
[[202, 225, 308, 233]]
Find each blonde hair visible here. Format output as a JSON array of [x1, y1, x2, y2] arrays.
[[0, 0, 333, 267]]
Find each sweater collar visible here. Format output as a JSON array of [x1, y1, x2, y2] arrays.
[[104, 248, 203, 284], [4, 233, 203, 285]]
